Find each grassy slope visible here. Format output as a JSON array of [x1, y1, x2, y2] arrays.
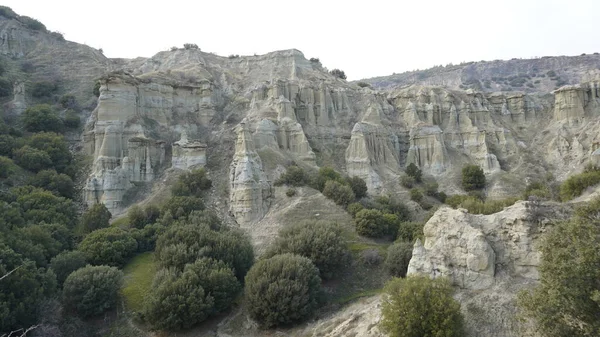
[[121, 252, 157, 313]]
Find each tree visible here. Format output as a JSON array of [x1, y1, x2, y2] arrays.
[[329, 69, 347, 80], [265, 221, 348, 279], [28, 169, 75, 198], [28, 132, 72, 174], [385, 242, 413, 277], [322, 180, 355, 207], [354, 209, 387, 238], [13, 145, 52, 172], [405, 163, 422, 183], [312, 166, 343, 191], [171, 168, 212, 197], [12, 186, 77, 227], [518, 198, 600, 336], [62, 265, 123, 317], [161, 196, 205, 220], [22, 104, 63, 133], [78, 227, 137, 267], [80, 203, 111, 234], [245, 254, 321, 328], [50, 250, 87, 286], [275, 166, 308, 187], [0, 134, 17, 156], [0, 155, 16, 178], [142, 267, 213, 331], [462, 164, 485, 191], [381, 276, 464, 337], [155, 222, 253, 280], [128, 204, 161, 229], [346, 176, 368, 199], [0, 245, 57, 333]]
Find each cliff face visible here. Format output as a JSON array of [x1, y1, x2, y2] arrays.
[[72, 46, 600, 218], [407, 201, 563, 336]]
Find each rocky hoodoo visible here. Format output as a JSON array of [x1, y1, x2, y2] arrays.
[[407, 201, 554, 336], [229, 123, 271, 225]]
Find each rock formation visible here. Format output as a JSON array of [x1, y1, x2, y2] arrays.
[[229, 123, 271, 225], [407, 201, 554, 336]]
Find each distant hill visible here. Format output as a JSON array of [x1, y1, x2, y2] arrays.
[[361, 54, 600, 93]]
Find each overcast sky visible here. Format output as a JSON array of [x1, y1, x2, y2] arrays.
[[5, 0, 599, 80]]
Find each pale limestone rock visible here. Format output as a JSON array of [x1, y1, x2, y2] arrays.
[[229, 123, 271, 225], [9, 82, 26, 114], [171, 131, 207, 169], [408, 201, 543, 289], [406, 125, 448, 174], [553, 85, 585, 123]]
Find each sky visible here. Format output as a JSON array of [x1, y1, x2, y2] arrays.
[[5, 0, 600, 80]]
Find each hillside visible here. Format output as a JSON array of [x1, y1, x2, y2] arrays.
[[362, 54, 600, 93], [2, 5, 600, 337]]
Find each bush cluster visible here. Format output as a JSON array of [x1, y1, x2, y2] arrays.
[[381, 276, 464, 337], [351, 196, 411, 238], [559, 166, 600, 201], [329, 69, 347, 80], [462, 164, 486, 191], [245, 254, 321, 328], [62, 265, 123, 317], [445, 194, 518, 214], [265, 221, 348, 279]]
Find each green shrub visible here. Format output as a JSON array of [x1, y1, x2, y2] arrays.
[[78, 227, 137, 267], [183, 43, 199, 49], [445, 195, 519, 215], [155, 223, 254, 280], [63, 110, 80, 129], [346, 176, 368, 199], [12, 186, 77, 227], [409, 188, 423, 202], [171, 168, 212, 197], [50, 250, 87, 286], [397, 221, 425, 243], [354, 209, 387, 238], [0, 78, 12, 97], [245, 254, 321, 328], [13, 145, 52, 172], [0, 134, 17, 156], [424, 181, 439, 196], [129, 204, 161, 229], [309, 58, 320, 63], [265, 221, 348, 279], [28, 169, 75, 198], [20, 16, 46, 31], [286, 188, 296, 197], [523, 181, 551, 200], [59, 94, 77, 109], [347, 202, 364, 217], [400, 175, 416, 188], [143, 258, 240, 331], [161, 195, 205, 219], [322, 180, 355, 206], [518, 199, 600, 336], [275, 165, 308, 186], [22, 104, 64, 133], [311, 166, 343, 191], [31, 81, 57, 98], [381, 276, 464, 337], [28, 132, 73, 174], [385, 242, 413, 277], [329, 69, 347, 80], [0, 155, 16, 178], [80, 203, 112, 234], [369, 196, 411, 222], [559, 169, 600, 201], [93, 81, 101, 97], [356, 81, 371, 88], [405, 163, 422, 183], [62, 265, 122, 317], [462, 164, 485, 191]]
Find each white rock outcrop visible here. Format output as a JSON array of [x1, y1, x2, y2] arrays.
[[229, 123, 271, 225]]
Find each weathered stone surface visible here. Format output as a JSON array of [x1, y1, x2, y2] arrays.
[[172, 130, 206, 169], [408, 202, 543, 289], [229, 123, 271, 225]]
